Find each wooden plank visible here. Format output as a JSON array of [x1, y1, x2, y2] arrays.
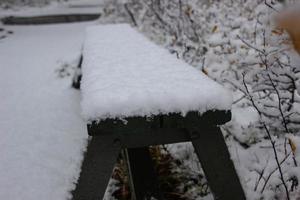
[[126, 147, 163, 200], [88, 111, 231, 137], [72, 55, 83, 89], [72, 135, 121, 200], [1, 14, 100, 25], [87, 111, 231, 148], [189, 126, 246, 200]]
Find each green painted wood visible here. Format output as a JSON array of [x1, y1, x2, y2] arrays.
[[87, 111, 231, 148], [189, 126, 246, 200], [72, 110, 246, 200], [88, 111, 231, 136], [126, 147, 164, 200], [1, 14, 100, 25], [72, 136, 121, 200], [72, 55, 83, 90]]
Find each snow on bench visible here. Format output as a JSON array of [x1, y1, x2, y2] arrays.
[[80, 24, 232, 122]]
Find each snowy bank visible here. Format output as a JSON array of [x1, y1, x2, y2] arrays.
[[0, 22, 92, 200]]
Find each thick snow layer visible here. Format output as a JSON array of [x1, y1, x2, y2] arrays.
[[0, 22, 92, 200], [81, 24, 233, 121]]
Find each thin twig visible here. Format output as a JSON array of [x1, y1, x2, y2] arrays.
[[260, 151, 291, 193], [265, 0, 279, 12], [124, 3, 137, 26], [237, 35, 265, 55], [243, 74, 290, 200]]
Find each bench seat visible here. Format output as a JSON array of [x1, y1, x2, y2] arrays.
[[81, 24, 232, 122]]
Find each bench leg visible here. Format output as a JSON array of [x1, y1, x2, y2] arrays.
[[125, 147, 164, 200], [72, 136, 121, 200], [189, 126, 246, 200]]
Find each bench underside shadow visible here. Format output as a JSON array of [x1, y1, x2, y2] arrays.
[[72, 111, 246, 200]]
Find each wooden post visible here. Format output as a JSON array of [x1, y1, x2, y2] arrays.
[[189, 126, 246, 200], [126, 147, 164, 200], [72, 136, 121, 200]]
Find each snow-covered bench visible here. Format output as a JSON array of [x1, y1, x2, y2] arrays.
[[72, 24, 245, 200]]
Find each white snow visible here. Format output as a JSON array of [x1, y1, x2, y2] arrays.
[[81, 24, 233, 121], [207, 32, 229, 47], [0, 22, 92, 200]]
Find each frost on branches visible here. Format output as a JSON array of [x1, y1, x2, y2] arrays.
[[98, 0, 300, 199]]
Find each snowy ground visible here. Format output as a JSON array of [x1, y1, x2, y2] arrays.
[[0, 22, 93, 200]]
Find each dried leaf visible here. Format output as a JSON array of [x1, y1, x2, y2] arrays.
[[185, 6, 193, 17], [202, 68, 208, 75], [212, 25, 218, 33], [271, 28, 283, 35], [288, 138, 297, 154]]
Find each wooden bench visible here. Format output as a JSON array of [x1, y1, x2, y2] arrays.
[[72, 24, 246, 200], [1, 14, 100, 25]]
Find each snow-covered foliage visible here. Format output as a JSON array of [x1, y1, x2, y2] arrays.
[[97, 0, 300, 199]]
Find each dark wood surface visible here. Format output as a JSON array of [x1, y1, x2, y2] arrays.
[[126, 147, 163, 200], [87, 111, 231, 148], [72, 55, 83, 89], [189, 126, 246, 200], [72, 110, 246, 200], [1, 14, 100, 25], [72, 135, 121, 200]]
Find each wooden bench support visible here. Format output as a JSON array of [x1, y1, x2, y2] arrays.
[[72, 111, 246, 200], [72, 136, 121, 200], [189, 126, 245, 200], [1, 14, 101, 25], [126, 147, 163, 200]]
